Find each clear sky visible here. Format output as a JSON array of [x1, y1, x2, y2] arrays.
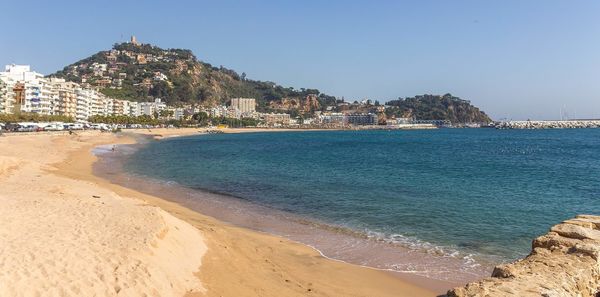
[[1, 0, 599, 120]]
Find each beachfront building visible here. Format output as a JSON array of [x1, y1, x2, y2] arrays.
[[75, 88, 93, 121], [0, 64, 50, 114], [260, 112, 290, 126], [47, 78, 79, 118], [229, 98, 256, 113], [175, 108, 185, 120], [137, 98, 167, 117], [345, 113, 377, 126], [386, 117, 412, 125], [112, 99, 128, 116], [88, 91, 105, 116], [319, 112, 345, 125], [0, 64, 152, 121], [59, 82, 79, 118], [209, 106, 228, 118], [38, 79, 55, 115], [0, 79, 15, 114], [226, 106, 242, 119]]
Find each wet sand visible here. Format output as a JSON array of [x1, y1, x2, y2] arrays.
[[93, 134, 487, 289]]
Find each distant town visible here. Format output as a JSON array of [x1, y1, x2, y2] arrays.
[[0, 63, 452, 130], [1, 36, 598, 132]]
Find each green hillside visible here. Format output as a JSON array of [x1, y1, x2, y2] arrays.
[[50, 41, 492, 122], [385, 94, 492, 123], [50, 42, 336, 112]]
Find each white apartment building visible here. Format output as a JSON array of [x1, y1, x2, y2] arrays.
[[112, 99, 131, 116], [39, 78, 55, 115], [75, 88, 93, 121], [260, 112, 291, 126], [0, 64, 51, 115], [138, 98, 167, 116], [49, 78, 79, 118], [230, 98, 256, 113], [0, 64, 191, 122], [173, 107, 185, 120], [209, 106, 227, 118], [0, 79, 15, 114], [226, 106, 242, 119]]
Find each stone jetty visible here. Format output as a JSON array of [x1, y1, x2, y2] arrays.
[[447, 215, 600, 297], [496, 120, 600, 129]]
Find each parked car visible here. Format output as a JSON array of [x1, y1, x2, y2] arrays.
[[44, 123, 65, 131], [89, 123, 110, 131], [4, 123, 20, 132], [64, 123, 84, 130], [16, 125, 39, 132]]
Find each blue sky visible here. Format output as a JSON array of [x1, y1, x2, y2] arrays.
[[1, 0, 599, 120]]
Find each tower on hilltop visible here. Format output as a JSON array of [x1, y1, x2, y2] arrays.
[[131, 35, 139, 46]]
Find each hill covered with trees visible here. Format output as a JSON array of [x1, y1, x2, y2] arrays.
[[50, 40, 492, 122], [50, 41, 336, 113], [385, 94, 491, 123]]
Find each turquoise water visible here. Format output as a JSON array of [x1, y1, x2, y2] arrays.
[[125, 129, 600, 266]]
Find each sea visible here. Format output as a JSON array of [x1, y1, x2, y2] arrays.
[[94, 128, 600, 287]]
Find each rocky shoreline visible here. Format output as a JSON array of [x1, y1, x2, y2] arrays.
[[447, 215, 600, 297]]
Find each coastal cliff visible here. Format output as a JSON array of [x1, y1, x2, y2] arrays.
[[447, 215, 600, 297]]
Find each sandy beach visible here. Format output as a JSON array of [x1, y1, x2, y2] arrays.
[[0, 128, 439, 297]]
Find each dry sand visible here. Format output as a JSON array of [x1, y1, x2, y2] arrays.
[[0, 128, 439, 297], [0, 131, 206, 297]]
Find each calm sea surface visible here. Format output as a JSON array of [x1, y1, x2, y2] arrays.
[[122, 129, 600, 281]]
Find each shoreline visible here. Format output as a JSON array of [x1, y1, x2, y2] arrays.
[[94, 130, 489, 289], [28, 128, 443, 296]]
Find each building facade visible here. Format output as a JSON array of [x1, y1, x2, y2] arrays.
[[230, 98, 256, 113], [261, 112, 290, 126], [345, 113, 377, 126]]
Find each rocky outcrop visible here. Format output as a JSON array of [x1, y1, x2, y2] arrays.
[[447, 215, 600, 297], [269, 95, 321, 113]]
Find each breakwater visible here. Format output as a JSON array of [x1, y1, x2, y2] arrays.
[[496, 120, 600, 129]]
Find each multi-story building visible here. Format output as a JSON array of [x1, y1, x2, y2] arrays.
[[50, 78, 79, 118], [129, 101, 141, 117], [37, 79, 54, 115], [173, 107, 185, 120], [137, 98, 167, 117], [226, 106, 241, 119], [319, 112, 345, 125], [209, 106, 228, 118], [0, 79, 15, 114], [1, 64, 287, 125], [345, 113, 377, 126], [112, 99, 131, 116], [0, 64, 51, 114], [88, 90, 103, 116], [261, 112, 290, 126], [75, 88, 93, 121], [230, 98, 256, 113]]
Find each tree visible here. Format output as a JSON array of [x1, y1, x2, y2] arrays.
[[159, 109, 174, 119], [192, 112, 209, 126]]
